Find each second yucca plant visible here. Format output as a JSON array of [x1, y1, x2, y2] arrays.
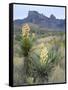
[[29, 43, 60, 84]]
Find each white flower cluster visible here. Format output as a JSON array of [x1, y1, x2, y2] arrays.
[[39, 43, 48, 65]]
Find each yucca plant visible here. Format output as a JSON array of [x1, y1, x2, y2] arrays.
[[29, 43, 60, 84], [20, 23, 36, 83]]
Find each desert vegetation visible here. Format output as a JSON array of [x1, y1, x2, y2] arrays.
[[13, 23, 65, 86]]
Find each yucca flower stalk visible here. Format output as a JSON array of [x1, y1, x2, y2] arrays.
[[39, 43, 48, 65], [21, 23, 36, 83], [22, 23, 30, 38], [38, 43, 49, 83], [21, 23, 36, 56]]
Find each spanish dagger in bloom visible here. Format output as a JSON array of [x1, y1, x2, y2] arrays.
[[39, 43, 48, 64], [22, 23, 30, 38]]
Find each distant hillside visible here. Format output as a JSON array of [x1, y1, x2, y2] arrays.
[[14, 11, 65, 31]]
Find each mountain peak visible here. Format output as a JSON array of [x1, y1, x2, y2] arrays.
[[50, 14, 56, 19], [28, 11, 39, 17]]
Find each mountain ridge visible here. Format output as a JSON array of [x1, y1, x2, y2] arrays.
[[14, 11, 65, 31]]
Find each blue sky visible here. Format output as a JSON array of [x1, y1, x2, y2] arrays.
[[13, 4, 65, 20]]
